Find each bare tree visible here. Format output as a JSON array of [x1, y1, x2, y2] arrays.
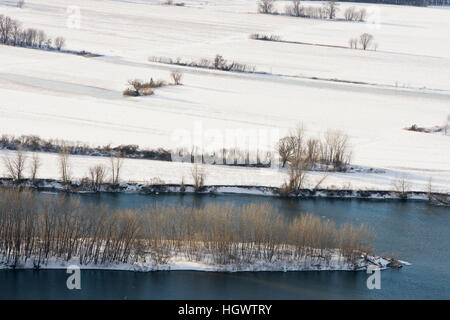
[[277, 136, 294, 168], [322, 130, 352, 170], [344, 7, 357, 21], [357, 8, 367, 22], [171, 71, 183, 85], [2, 148, 27, 181], [191, 164, 206, 192], [54, 36, 65, 50], [325, 0, 339, 20], [110, 152, 123, 184], [392, 175, 411, 199], [17, 0, 25, 8], [279, 158, 307, 196], [349, 38, 358, 49], [258, 0, 275, 14], [89, 165, 107, 191], [58, 149, 72, 185], [285, 0, 303, 16], [30, 152, 41, 181], [37, 30, 46, 48], [359, 33, 374, 50], [0, 15, 14, 44]]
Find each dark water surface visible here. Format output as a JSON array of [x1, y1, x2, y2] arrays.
[[0, 193, 449, 299]]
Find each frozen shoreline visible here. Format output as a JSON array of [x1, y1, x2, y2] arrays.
[[1, 177, 449, 205], [0, 253, 399, 273]]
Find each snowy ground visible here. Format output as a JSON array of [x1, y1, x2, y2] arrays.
[[0, 0, 449, 192], [0, 250, 394, 272]]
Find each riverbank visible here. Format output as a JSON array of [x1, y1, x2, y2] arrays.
[[0, 251, 398, 273], [1, 177, 449, 205]]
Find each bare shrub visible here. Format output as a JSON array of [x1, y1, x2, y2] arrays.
[[2, 148, 27, 181], [305, 137, 321, 167], [88, 165, 107, 191], [58, 149, 72, 185], [359, 33, 374, 50], [357, 8, 367, 22], [279, 159, 307, 196], [249, 33, 281, 41], [344, 7, 357, 21], [30, 152, 41, 181], [191, 164, 206, 192], [149, 55, 256, 73], [277, 136, 294, 168], [171, 71, 183, 85], [321, 130, 352, 170], [325, 0, 339, 19], [285, 0, 303, 17], [258, 0, 275, 14], [392, 175, 412, 199], [122, 88, 139, 97], [110, 152, 123, 184], [54, 37, 65, 50]]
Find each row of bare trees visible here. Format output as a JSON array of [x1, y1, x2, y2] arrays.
[[1, 148, 41, 181], [278, 126, 352, 171], [57, 150, 124, 189], [0, 188, 374, 268], [1, 149, 123, 188], [259, 1, 366, 21], [0, 14, 65, 50]]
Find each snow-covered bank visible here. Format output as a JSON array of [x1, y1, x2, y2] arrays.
[[1, 148, 449, 201], [0, 251, 399, 273], [1, 177, 449, 205]]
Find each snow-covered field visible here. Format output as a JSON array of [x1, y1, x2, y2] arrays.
[[0, 0, 449, 192]]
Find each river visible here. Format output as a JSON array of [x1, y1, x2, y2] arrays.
[[0, 193, 449, 299]]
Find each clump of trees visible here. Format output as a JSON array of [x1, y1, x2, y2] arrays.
[[249, 33, 281, 41], [2, 148, 41, 181], [0, 188, 375, 269], [0, 134, 171, 162], [344, 6, 367, 21], [149, 55, 256, 73], [0, 14, 66, 51], [123, 73, 183, 97], [171, 71, 183, 85], [348, 33, 376, 50], [259, 1, 367, 22], [258, 0, 276, 14], [277, 125, 352, 171], [191, 164, 206, 192], [277, 126, 351, 195]]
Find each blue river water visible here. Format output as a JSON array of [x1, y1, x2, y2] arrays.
[[0, 193, 448, 299]]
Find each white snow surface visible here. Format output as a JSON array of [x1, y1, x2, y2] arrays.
[[0, 250, 393, 272], [0, 1, 449, 191]]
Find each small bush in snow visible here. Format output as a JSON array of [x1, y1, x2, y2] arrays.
[[171, 71, 183, 85]]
